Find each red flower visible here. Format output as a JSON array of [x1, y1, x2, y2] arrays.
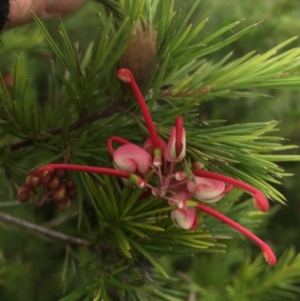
[[34, 68, 276, 265]]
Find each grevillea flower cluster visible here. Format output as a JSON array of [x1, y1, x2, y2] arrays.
[[34, 68, 276, 266]]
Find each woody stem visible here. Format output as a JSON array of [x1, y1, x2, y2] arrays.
[[0, 211, 91, 247]]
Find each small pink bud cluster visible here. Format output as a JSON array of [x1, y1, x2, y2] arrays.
[[33, 68, 276, 265], [18, 169, 77, 211]]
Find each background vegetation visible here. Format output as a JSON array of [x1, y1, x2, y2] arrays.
[[1, 0, 300, 300]]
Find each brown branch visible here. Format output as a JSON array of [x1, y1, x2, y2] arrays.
[[0, 211, 91, 247], [10, 102, 126, 151]]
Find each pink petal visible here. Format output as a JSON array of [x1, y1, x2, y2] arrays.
[[167, 190, 191, 206], [114, 144, 152, 175], [192, 169, 269, 212], [187, 177, 225, 202], [171, 207, 198, 229], [164, 118, 186, 163], [143, 138, 167, 156]]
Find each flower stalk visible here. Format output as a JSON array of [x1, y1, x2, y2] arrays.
[[35, 164, 146, 188]]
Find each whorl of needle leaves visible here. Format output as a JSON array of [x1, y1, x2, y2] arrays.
[[0, 0, 9, 33]]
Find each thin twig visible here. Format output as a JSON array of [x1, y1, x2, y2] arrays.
[[0, 200, 22, 207], [9, 102, 125, 151], [0, 211, 91, 247]]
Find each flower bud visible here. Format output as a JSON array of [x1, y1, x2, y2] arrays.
[[56, 169, 66, 178], [53, 186, 66, 202], [66, 178, 75, 188], [67, 187, 77, 199], [114, 144, 152, 175], [29, 176, 41, 188], [48, 177, 60, 190], [192, 161, 205, 170], [164, 117, 186, 163], [25, 174, 32, 184], [187, 177, 225, 203], [171, 207, 198, 229], [118, 22, 157, 89], [57, 197, 71, 212], [17, 185, 30, 203], [40, 175, 52, 185]]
